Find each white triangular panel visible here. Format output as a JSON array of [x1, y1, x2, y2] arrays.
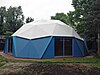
[[37, 24, 56, 35], [17, 25, 49, 39], [12, 24, 33, 36], [53, 24, 72, 36]]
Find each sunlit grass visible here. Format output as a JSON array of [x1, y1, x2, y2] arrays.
[[0, 55, 100, 68]]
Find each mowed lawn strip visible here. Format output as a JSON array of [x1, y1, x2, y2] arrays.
[[0, 55, 100, 68]]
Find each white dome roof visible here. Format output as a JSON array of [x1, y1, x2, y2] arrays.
[[12, 20, 82, 40]]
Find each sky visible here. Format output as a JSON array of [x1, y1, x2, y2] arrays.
[[0, 0, 74, 20]]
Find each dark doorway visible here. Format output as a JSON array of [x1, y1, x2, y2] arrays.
[[55, 38, 63, 56], [64, 38, 72, 56], [55, 37, 72, 56], [0, 39, 5, 51], [8, 37, 12, 53]]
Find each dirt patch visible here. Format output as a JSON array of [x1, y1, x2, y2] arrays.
[[22, 63, 100, 75], [0, 63, 100, 75]]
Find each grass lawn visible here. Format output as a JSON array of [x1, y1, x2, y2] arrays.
[[0, 55, 100, 68]]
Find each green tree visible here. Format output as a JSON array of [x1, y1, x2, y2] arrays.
[[26, 17, 34, 23], [0, 7, 6, 35], [6, 6, 24, 32], [72, 0, 100, 54], [90, 0, 100, 55], [51, 13, 68, 24]]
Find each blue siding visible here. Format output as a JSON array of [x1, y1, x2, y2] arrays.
[[4, 39, 8, 54], [31, 36, 52, 58], [12, 37, 16, 57], [12, 36, 54, 58], [12, 36, 29, 57], [42, 37, 54, 58], [4, 36, 88, 58], [73, 38, 86, 57]]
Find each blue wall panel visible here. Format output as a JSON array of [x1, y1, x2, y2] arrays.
[[31, 37, 51, 58], [42, 37, 54, 58], [12, 37, 16, 57], [14, 37, 29, 53], [4, 39, 8, 54], [12, 36, 30, 57], [17, 41, 37, 58], [73, 38, 85, 57]]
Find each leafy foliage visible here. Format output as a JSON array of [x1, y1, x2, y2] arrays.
[[51, 13, 68, 24], [0, 6, 24, 35], [0, 7, 6, 35], [6, 6, 24, 32], [26, 17, 34, 23]]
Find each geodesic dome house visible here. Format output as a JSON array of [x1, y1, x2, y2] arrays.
[[4, 20, 88, 58]]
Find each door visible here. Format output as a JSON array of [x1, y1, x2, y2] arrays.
[[55, 37, 72, 56], [8, 37, 12, 53], [64, 38, 72, 56], [55, 38, 63, 56]]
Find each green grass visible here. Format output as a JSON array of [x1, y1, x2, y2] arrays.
[[90, 57, 100, 68], [0, 55, 100, 68], [0, 55, 7, 67], [0, 55, 7, 62], [0, 62, 6, 67]]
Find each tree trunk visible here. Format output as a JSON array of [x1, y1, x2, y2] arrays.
[[97, 33, 100, 56]]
